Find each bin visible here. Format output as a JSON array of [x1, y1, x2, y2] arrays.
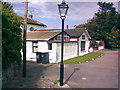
[[36, 52, 49, 64]]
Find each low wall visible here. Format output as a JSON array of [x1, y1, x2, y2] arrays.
[[2, 62, 21, 87], [98, 46, 104, 50]]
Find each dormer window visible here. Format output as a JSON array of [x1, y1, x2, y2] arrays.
[[57, 34, 69, 41], [82, 35, 85, 39], [57, 35, 61, 40], [30, 27, 34, 31], [64, 35, 69, 41]]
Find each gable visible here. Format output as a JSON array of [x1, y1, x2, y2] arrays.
[[49, 31, 70, 41], [79, 31, 91, 40]]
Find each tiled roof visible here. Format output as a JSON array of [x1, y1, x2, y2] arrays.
[[35, 28, 87, 38], [26, 28, 91, 41], [20, 16, 47, 27], [36, 28, 86, 31], [27, 32, 60, 41], [65, 29, 85, 38], [35, 29, 61, 32], [27, 18, 47, 27], [65, 28, 86, 30]]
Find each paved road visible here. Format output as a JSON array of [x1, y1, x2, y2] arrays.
[[64, 50, 118, 88]]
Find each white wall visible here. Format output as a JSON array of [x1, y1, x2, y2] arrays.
[[26, 41, 49, 62], [49, 43, 57, 63], [98, 46, 104, 50], [38, 42, 48, 52], [70, 38, 77, 41], [54, 42, 78, 63], [27, 24, 45, 32], [26, 41, 36, 61]]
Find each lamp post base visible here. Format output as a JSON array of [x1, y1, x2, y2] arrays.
[[60, 63, 64, 86]]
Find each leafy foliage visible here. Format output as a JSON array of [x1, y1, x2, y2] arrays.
[[76, 2, 119, 49], [107, 27, 119, 48], [2, 1, 22, 70]]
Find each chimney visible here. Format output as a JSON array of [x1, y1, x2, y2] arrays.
[[29, 14, 33, 19], [66, 25, 68, 29], [29, 11, 33, 19]]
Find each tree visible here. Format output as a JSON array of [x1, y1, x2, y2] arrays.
[[76, 24, 87, 28], [76, 2, 119, 49], [107, 26, 119, 48], [2, 1, 22, 70]]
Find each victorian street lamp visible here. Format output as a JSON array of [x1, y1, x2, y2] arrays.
[[58, 0, 69, 86]]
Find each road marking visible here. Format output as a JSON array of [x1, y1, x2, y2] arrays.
[[82, 77, 87, 80]]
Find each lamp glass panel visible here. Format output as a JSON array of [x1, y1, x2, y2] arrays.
[[60, 7, 67, 17]]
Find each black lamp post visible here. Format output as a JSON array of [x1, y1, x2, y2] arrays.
[[58, 0, 69, 86]]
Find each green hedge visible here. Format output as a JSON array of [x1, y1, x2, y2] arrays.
[[2, 1, 22, 70]]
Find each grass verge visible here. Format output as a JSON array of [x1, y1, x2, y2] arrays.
[[100, 49, 112, 51], [63, 52, 104, 64]]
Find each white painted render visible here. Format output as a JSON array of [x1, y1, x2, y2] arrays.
[[26, 41, 36, 61], [54, 42, 78, 63], [49, 43, 57, 63], [38, 42, 48, 52], [70, 38, 77, 41], [26, 41, 49, 62], [98, 46, 104, 50]]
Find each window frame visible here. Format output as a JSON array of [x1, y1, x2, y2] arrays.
[[32, 41, 38, 53], [30, 27, 34, 31], [48, 43, 52, 50], [82, 35, 85, 39], [81, 41, 86, 51], [57, 34, 70, 41]]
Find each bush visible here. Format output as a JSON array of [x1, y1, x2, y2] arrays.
[[2, 1, 22, 70], [99, 41, 102, 46]]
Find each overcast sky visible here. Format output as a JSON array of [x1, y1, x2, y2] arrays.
[[10, 1, 118, 29]]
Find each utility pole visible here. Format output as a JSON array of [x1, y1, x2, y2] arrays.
[[23, 0, 28, 77], [118, 1, 120, 14]]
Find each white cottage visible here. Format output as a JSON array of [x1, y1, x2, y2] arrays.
[[26, 28, 91, 63]]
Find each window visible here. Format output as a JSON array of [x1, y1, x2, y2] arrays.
[[57, 35, 69, 41], [64, 35, 69, 41], [82, 35, 85, 39], [57, 35, 61, 40], [48, 43, 52, 50], [32, 41, 38, 53], [30, 27, 34, 31], [81, 41, 85, 51]]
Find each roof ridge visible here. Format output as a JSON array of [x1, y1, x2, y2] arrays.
[[35, 28, 86, 31], [27, 18, 46, 25]]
